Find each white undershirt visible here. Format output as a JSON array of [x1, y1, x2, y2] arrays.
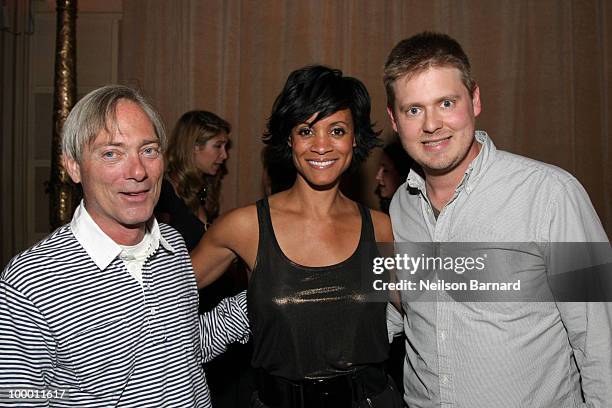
[[119, 230, 154, 286]]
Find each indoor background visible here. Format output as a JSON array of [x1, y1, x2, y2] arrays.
[[1, 0, 610, 267]]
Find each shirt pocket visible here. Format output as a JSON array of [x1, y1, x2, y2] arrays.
[[64, 317, 137, 396]]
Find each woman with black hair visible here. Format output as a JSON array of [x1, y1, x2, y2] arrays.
[[191, 65, 402, 407]]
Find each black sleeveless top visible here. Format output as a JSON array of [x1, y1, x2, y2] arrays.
[[248, 198, 389, 380]]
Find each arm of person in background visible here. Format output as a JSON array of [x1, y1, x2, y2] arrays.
[[190, 205, 258, 288], [199, 290, 250, 362], [545, 177, 612, 407], [0, 280, 56, 408], [371, 209, 404, 342]]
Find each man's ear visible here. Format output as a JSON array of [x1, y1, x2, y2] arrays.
[[63, 154, 82, 184], [386, 106, 398, 133], [472, 84, 482, 118]]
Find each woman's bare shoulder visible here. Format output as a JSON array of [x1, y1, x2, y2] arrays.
[[213, 203, 259, 235]]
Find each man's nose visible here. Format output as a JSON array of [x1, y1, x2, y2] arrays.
[[126, 154, 147, 181], [423, 109, 442, 133]]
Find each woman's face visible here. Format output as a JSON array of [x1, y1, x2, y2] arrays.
[[290, 109, 355, 189], [375, 153, 403, 198], [193, 132, 229, 176]]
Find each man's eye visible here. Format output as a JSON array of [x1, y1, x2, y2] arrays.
[[143, 147, 160, 157], [407, 107, 421, 116], [331, 127, 346, 136], [102, 151, 117, 159], [441, 99, 454, 108]]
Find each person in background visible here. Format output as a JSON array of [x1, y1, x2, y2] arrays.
[[191, 65, 403, 407], [373, 139, 413, 398], [375, 139, 413, 213], [0, 85, 248, 407], [154, 110, 253, 408], [261, 146, 296, 196], [156, 110, 229, 252]]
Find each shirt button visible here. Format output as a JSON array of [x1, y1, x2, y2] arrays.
[[441, 375, 449, 385], [439, 330, 446, 341], [150, 307, 157, 315]]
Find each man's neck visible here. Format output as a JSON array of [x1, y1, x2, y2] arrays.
[[89, 214, 147, 246], [106, 224, 146, 246], [424, 141, 481, 212], [425, 175, 461, 212]]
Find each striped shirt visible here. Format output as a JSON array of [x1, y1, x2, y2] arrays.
[[389, 131, 611, 407], [0, 203, 249, 407]]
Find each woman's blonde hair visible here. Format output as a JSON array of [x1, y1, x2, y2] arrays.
[[165, 110, 230, 221]]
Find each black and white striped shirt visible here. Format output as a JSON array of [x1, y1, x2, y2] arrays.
[[0, 203, 249, 407]]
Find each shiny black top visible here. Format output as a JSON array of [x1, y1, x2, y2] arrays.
[[248, 198, 389, 380]]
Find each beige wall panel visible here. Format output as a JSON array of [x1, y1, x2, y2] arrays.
[[102, 0, 612, 236], [77, 15, 119, 87]]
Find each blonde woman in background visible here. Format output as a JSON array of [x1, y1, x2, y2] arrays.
[[155, 110, 253, 408], [156, 110, 230, 250]]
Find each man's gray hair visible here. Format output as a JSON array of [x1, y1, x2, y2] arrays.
[[61, 85, 166, 162]]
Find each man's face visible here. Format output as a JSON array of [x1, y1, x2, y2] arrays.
[[387, 66, 481, 178], [65, 100, 164, 243]]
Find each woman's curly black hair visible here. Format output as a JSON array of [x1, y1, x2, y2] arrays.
[[263, 65, 380, 173]]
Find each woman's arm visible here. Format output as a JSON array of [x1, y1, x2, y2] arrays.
[[370, 209, 394, 243], [190, 205, 258, 288]]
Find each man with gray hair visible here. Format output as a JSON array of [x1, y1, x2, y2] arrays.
[[0, 85, 249, 407]]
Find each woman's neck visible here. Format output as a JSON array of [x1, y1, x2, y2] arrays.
[[282, 177, 349, 218]]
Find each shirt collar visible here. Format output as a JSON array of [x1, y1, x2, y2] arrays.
[[405, 130, 495, 195], [70, 201, 176, 270], [151, 218, 176, 254], [464, 130, 495, 193]]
